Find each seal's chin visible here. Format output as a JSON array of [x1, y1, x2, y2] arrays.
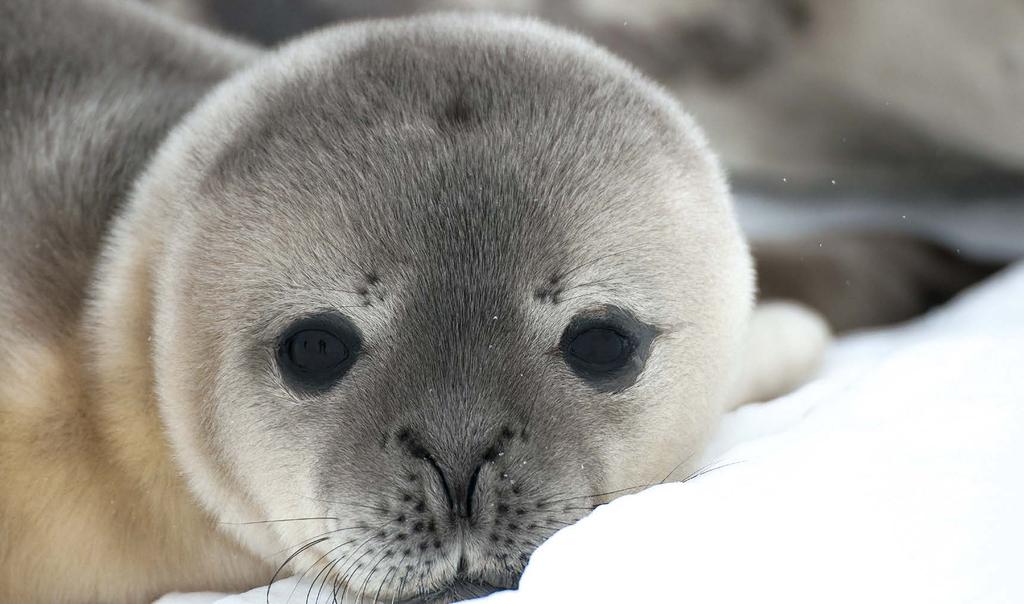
[[401, 576, 506, 604]]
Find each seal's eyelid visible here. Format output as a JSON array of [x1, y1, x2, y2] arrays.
[[546, 278, 631, 304], [568, 304, 662, 335], [257, 306, 361, 344]]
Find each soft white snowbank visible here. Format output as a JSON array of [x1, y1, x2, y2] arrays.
[[159, 261, 1024, 604]]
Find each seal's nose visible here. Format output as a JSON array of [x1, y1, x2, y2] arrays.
[[438, 459, 484, 519], [396, 428, 498, 520]]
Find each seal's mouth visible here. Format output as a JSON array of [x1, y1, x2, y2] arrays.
[[400, 575, 505, 604]]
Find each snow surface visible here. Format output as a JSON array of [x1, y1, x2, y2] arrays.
[[159, 261, 1024, 603]]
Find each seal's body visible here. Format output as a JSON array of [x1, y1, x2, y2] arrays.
[[1, 1, 823, 602], [0, 1, 268, 601]]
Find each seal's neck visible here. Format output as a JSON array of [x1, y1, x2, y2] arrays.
[[75, 216, 270, 599]]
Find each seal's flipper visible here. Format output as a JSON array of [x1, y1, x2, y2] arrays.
[[754, 233, 1004, 333], [726, 301, 830, 409]]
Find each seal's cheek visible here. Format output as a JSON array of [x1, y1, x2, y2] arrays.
[[588, 333, 725, 490]]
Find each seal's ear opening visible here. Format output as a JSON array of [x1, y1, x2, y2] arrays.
[[276, 313, 362, 394], [559, 305, 658, 393]]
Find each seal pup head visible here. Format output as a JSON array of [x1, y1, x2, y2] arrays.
[[100, 13, 752, 601]]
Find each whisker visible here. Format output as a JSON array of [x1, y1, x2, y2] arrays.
[[287, 540, 353, 604], [357, 550, 390, 603], [313, 554, 349, 604], [328, 520, 392, 604], [657, 450, 699, 485], [281, 281, 365, 297], [309, 552, 350, 604], [391, 567, 411, 604], [221, 516, 339, 526], [681, 460, 747, 483], [267, 537, 330, 604], [540, 483, 649, 506], [329, 553, 354, 604], [271, 526, 367, 558], [554, 292, 609, 304], [335, 250, 373, 282], [557, 278, 627, 293], [556, 246, 650, 282], [534, 485, 579, 503], [532, 451, 722, 521], [297, 493, 391, 514], [336, 532, 384, 603], [374, 566, 398, 604]]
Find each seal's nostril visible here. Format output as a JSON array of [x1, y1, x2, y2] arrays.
[[397, 431, 455, 512], [465, 463, 483, 518], [398, 429, 503, 520], [424, 454, 454, 513]]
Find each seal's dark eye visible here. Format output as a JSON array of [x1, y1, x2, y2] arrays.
[[567, 327, 631, 372], [560, 307, 657, 392], [277, 314, 360, 394], [287, 330, 347, 370]]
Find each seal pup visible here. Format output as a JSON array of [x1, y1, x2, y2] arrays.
[[0, 1, 826, 602]]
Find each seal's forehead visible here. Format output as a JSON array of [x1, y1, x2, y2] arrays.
[[198, 18, 712, 248], [203, 15, 693, 198], [185, 15, 729, 309]]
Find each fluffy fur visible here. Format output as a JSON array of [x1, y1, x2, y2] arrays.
[[0, 1, 820, 602]]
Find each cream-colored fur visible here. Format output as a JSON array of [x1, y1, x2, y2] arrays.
[[0, 337, 269, 603], [727, 301, 831, 410]]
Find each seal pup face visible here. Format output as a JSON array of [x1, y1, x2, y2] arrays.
[[125, 14, 751, 602]]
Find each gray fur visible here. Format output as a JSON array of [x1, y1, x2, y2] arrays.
[[2, 2, 762, 602], [0, 0, 253, 346], [121, 15, 751, 600]]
